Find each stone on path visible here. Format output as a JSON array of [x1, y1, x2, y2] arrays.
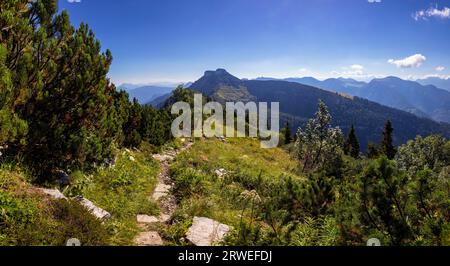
[[152, 154, 174, 162], [75, 197, 111, 220], [159, 213, 171, 223], [134, 141, 194, 246], [152, 183, 171, 201], [137, 215, 159, 224], [186, 217, 231, 246], [135, 231, 164, 246]]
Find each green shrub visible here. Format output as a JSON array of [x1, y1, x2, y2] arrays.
[[0, 191, 35, 227], [172, 168, 207, 198], [158, 219, 192, 246], [49, 199, 109, 246], [110, 172, 133, 188], [0, 191, 108, 246]]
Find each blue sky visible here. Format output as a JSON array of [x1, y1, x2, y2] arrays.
[[59, 0, 450, 85]]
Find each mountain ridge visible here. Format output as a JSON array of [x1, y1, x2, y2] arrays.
[[417, 77, 450, 92], [186, 69, 450, 149], [282, 76, 450, 123], [122, 86, 174, 104]]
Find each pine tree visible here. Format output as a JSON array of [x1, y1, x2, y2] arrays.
[[0, 1, 31, 147], [123, 99, 143, 147], [24, 19, 118, 174], [380, 120, 397, 160], [0, 1, 129, 176], [344, 125, 360, 158], [0, 0, 174, 178], [284, 122, 292, 144], [0, 44, 28, 147], [360, 157, 411, 245], [295, 101, 343, 173]]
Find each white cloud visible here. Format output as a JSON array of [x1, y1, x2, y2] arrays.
[[388, 54, 426, 68], [413, 6, 450, 21], [350, 64, 364, 71], [368, 0, 382, 3], [436, 66, 445, 72], [412, 74, 450, 80], [331, 64, 366, 77], [67, 0, 82, 3]]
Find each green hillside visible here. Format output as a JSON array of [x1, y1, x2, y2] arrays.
[[163, 133, 450, 246], [190, 69, 450, 150]]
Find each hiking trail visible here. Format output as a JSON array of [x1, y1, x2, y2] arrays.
[[134, 140, 193, 246]]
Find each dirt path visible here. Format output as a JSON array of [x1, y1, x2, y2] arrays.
[[134, 141, 193, 246]]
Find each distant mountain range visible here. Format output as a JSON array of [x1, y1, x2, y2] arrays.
[[119, 82, 186, 91], [186, 69, 450, 149], [119, 85, 175, 105], [147, 92, 173, 108], [417, 77, 450, 92], [256, 76, 450, 123]]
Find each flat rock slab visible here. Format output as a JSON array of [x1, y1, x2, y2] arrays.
[[152, 154, 174, 162], [152, 183, 171, 201], [137, 215, 159, 224], [135, 231, 164, 246], [38, 188, 68, 200], [186, 217, 231, 246], [76, 197, 111, 220]]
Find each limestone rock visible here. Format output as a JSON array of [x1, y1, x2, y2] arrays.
[[186, 217, 231, 246], [135, 231, 164, 246], [159, 213, 171, 223], [137, 215, 159, 224], [214, 168, 227, 179], [75, 197, 111, 220], [152, 183, 171, 201], [152, 154, 174, 162], [38, 188, 68, 200]]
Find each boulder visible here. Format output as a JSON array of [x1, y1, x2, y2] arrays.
[[186, 217, 231, 246]]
